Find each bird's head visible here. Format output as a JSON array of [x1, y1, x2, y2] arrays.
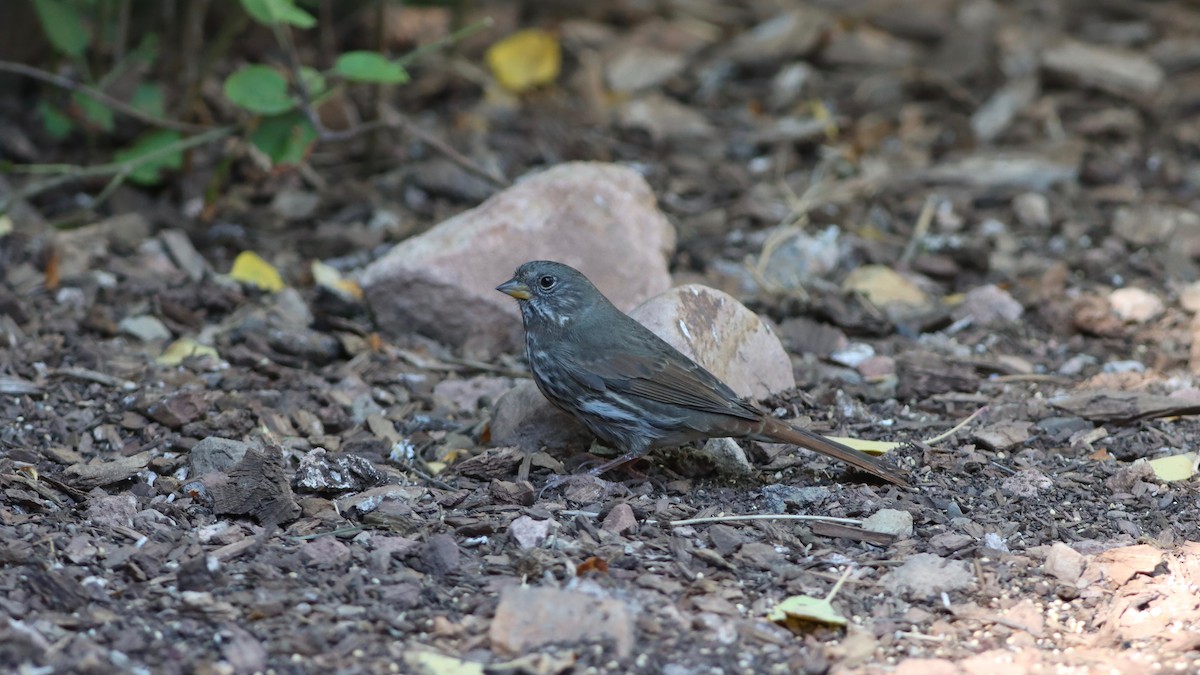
[[496, 260, 602, 330]]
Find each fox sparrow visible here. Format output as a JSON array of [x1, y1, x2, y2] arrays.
[[496, 260, 910, 487]]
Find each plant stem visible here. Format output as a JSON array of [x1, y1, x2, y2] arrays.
[[0, 60, 211, 133], [395, 16, 494, 69], [0, 126, 234, 215]]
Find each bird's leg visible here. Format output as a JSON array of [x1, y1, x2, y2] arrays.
[[584, 451, 644, 477], [584, 439, 651, 477]]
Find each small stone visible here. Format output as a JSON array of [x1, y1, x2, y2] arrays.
[[86, 495, 138, 529], [190, 437, 255, 477], [857, 355, 896, 379], [953, 284, 1024, 326], [606, 45, 686, 92], [601, 503, 637, 535], [1108, 287, 1163, 323], [861, 509, 914, 538], [760, 484, 830, 511], [760, 226, 842, 291], [883, 553, 973, 597], [490, 585, 634, 657], [159, 229, 210, 282], [508, 515, 552, 549], [1013, 192, 1051, 227], [1179, 281, 1200, 313], [1043, 541, 1085, 584], [1042, 40, 1164, 100], [618, 94, 713, 142], [118, 315, 172, 342], [270, 187, 320, 221], [1000, 469, 1054, 498], [1112, 205, 1199, 246], [433, 376, 515, 413], [929, 532, 974, 555], [696, 437, 754, 475], [301, 537, 351, 567], [414, 534, 460, 576], [973, 421, 1033, 451], [725, 8, 831, 65], [830, 342, 875, 369]]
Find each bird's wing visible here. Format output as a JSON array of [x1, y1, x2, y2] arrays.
[[562, 349, 763, 422]]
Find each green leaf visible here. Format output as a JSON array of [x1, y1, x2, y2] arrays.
[[250, 111, 317, 166], [299, 66, 327, 97], [128, 32, 160, 67], [37, 101, 74, 139], [334, 51, 409, 84], [71, 91, 115, 131], [112, 130, 184, 185], [240, 0, 316, 28], [224, 65, 294, 115], [131, 83, 166, 118], [32, 0, 90, 57]]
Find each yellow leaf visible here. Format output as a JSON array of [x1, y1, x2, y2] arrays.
[[768, 566, 853, 633], [311, 260, 363, 299], [403, 650, 485, 675], [827, 436, 903, 456], [230, 251, 285, 292], [157, 337, 220, 366], [486, 29, 561, 93], [1148, 453, 1198, 482], [767, 594, 847, 628]]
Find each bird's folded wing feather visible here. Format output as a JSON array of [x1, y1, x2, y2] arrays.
[[562, 351, 762, 422]]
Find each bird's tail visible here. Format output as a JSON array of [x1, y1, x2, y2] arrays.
[[757, 418, 911, 488]]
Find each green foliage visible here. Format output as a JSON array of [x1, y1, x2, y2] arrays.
[[71, 91, 115, 131], [224, 65, 295, 115], [36, 101, 73, 140], [15, 0, 481, 205], [112, 130, 184, 185], [334, 52, 410, 84], [32, 0, 90, 57], [250, 112, 318, 167], [239, 0, 316, 28], [131, 84, 166, 119]]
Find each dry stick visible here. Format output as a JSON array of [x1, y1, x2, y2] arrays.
[[898, 193, 937, 268], [923, 405, 989, 446], [0, 126, 234, 214], [0, 60, 210, 133], [670, 514, 862, 527]]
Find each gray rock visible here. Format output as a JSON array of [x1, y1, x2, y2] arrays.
[[190, 437, 256, 477]]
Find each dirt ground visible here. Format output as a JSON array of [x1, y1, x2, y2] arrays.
[[3, 0, 1200, 673]]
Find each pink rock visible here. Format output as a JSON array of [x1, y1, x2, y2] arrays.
[[627, 284, 795, 400], [601, 503, 637, 535], [361, 162, 675, 356], [490, 585, 633, 657]]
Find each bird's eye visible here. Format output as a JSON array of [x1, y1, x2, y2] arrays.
[[538, 275, 557, 290]]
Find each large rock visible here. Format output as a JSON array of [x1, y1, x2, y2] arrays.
[[361, 162, 676, 356], [489, 284, 795, 450], [627, 284, 795, 400]]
